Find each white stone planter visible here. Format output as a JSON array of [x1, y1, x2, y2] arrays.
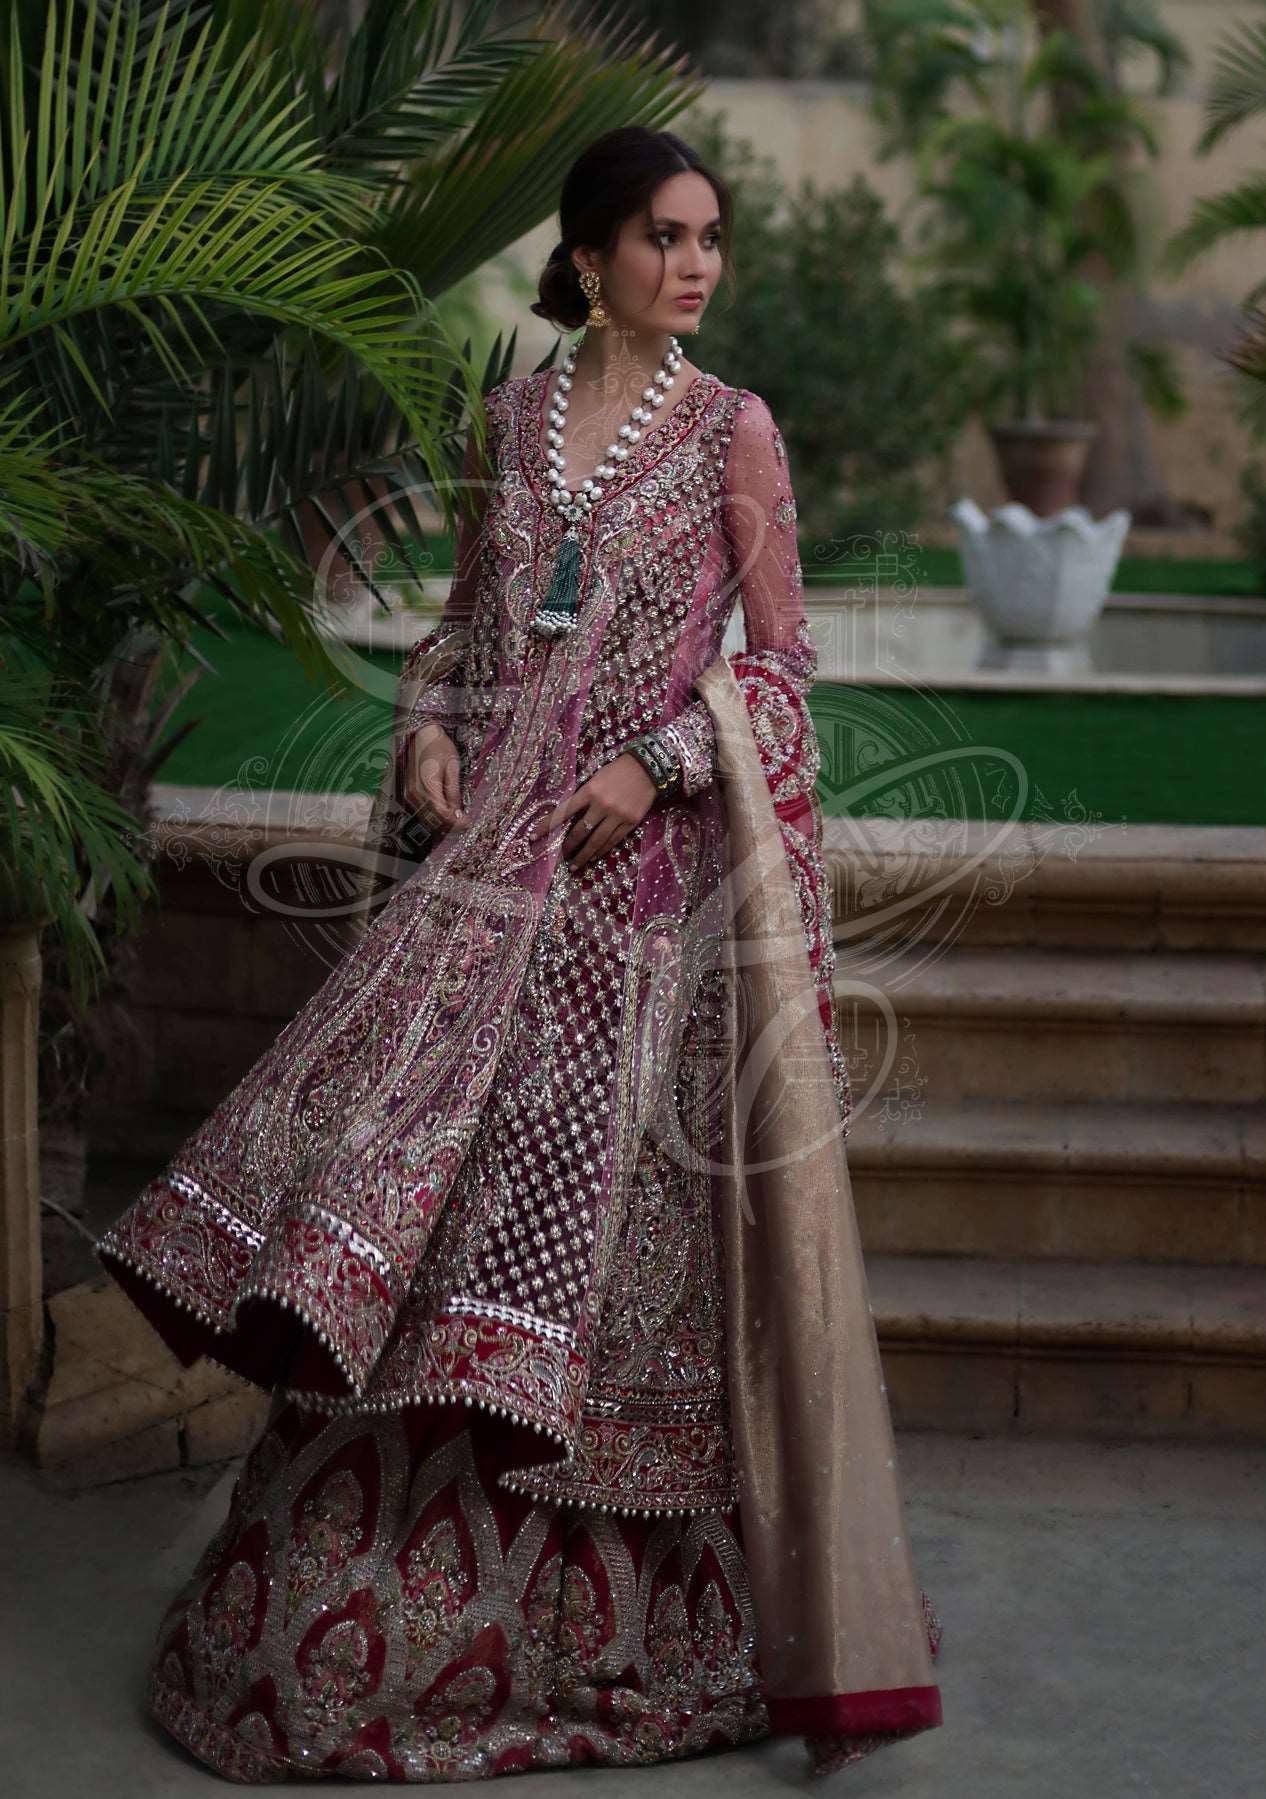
[[950, 497, 1131, 674]]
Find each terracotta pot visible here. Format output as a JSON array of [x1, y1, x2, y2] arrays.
[[988, 419, 1100, 517]]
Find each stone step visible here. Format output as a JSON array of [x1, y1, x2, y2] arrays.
[[868, 1253, 1266, 1442], [849, 1098, 1265, 1265], [823, 819, 1266, 952], [834, 947, 1266, 1104]]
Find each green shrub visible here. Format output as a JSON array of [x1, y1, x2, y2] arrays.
[[682, 106, 975, 551]]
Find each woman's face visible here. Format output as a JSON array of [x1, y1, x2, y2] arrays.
[[584, 170, 723, 339]]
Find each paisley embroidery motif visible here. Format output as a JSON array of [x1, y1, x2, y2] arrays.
[[96, 372, 851, 1518]]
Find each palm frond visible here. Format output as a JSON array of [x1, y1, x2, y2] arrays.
[[374, 0, 708, 296], [1125, 338, 1187, 421], [1, 162, 485, 500], [1099, 0, 1192, 99], [0, 0, 373, 232], [0, 396, 78, 566], [1195, 20, 1266, 155], [1158, 179, 1266, 278], [1214, 305, 1266, 438], [313, 0, 543, 173], [0, 0, 705, 1005], [0, 660, 158, 1004], [1021, 25, 1101, 102]]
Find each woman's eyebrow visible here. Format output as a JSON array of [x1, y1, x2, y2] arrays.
[[651, 215, 722, 230]]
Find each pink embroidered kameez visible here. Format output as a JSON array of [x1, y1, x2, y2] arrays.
[[97, 367, 943, 1781]]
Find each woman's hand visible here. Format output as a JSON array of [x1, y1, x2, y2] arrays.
[[402, 721, 467, 833], [527, 751, 659, 872]]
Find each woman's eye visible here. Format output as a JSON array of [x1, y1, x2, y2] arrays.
[[654, 230, 721, 249]]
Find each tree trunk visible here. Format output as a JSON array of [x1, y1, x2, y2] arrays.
[[1032, 0, 1176, 519]]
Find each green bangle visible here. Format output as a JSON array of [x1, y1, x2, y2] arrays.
[[625, 733, 682, 796]]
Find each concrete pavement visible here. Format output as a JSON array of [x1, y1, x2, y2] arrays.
[[2, 1429, 1261, 1796]]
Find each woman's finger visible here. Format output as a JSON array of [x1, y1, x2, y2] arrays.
[[528, 784, 589, 844], [569, 814, 621, 871], [418, 750, 461, 825], [410, 779, 440, 828], [560, 812, 594, 854], [441, 752, 464, 818]]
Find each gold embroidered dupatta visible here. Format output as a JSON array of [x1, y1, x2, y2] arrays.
[[694, 657, 940, 1739]]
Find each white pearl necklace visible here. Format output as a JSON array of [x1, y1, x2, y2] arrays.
[[544, 333, 684, 520]]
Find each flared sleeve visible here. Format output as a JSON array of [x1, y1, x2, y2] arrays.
[[348, 405, 498, 939], [394, 415, 495, 781], [650, 390, 850, 1131], [650, 391, 818, 803]]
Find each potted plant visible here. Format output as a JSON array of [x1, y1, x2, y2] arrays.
[[863, 0, 1185, 514], [858, 0, 1194, 665]]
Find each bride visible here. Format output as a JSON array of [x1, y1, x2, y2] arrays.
[[96, 123, 942, 1782]]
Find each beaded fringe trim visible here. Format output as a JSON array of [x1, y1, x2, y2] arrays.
[[497, 1467, 737, 1520], [96, 1240, 370, 1393], [286, 1378, 571, 1452], [96, 1242, 740, 1521]]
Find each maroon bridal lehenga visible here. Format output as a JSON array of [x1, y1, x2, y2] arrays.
[[96, 366, 943, 1782]]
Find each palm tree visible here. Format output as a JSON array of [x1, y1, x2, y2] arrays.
[[1, 0, 703, 998], [0, 0, 703, 1446], [1031, 0, 1191, 519]]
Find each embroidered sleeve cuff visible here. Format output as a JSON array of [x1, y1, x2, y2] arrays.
[[644, 700, 718, 798]]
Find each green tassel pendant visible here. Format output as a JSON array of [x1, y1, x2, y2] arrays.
[[532, 524, 583, 639]]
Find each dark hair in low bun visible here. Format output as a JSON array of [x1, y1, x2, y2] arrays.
[[534, 238, 587, 332], [531, 125, 733, 333]]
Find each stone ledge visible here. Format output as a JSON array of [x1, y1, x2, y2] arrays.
[[849, 1096, 1266, 1267], [35, 1275, 269, 1486], [147, 783, 372, 862], [822, 815, 1266, 900], [870, 1253, 1266, 1361], [837, 945, 1266, 1027], [871, 1254, 1266, 1441], [141, 793, 1266, 923], [823, 818, 1266, 952], [850, 1097, 1257, 1181]]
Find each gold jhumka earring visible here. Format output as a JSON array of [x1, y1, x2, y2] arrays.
[[578, 269, 609, 328]]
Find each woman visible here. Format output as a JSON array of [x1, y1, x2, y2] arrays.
[[96, 125, 943, 1782]]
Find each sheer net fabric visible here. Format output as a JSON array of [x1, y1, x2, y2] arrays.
[[653, 392, 851, 1131], [643, 391, 818, 807], [403, 390, 817, 822], [395, 418, 494, 766]]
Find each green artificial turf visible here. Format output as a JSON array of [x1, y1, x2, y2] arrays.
[[152, 616, 1266, 827], [810, 683, 1266, 828], [156, 621, 407, 799]]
